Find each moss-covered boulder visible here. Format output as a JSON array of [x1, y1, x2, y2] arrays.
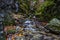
[[45, 18, 60, 34]]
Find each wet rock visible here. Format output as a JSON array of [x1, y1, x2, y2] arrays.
[[32, 34, 44, 40], [23, 19, 35, 27], [24, 27, 36, 33], [44, 35, 54, 40]]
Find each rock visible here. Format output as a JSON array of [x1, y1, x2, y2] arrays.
[[45, 18, 60, 35], [16, 26, 20, 31], [44, 35, 54, 40], [23, 19, 35, 28], [32, 34, 44, 40], [24, 27, 36, 33]]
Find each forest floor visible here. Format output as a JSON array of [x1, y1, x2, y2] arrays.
[[5, 14, 60, 40]]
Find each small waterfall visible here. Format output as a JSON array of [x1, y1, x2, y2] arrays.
[[24, 19, 36, 32]]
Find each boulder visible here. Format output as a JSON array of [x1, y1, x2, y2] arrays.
[[45, 18, 60, 35]]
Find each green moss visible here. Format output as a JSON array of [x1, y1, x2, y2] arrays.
[[47, 18, 60, 32], [7, 30, 16, 34], [48, 25, 60, 31]]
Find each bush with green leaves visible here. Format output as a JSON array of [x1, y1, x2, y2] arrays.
[[18, 0, 42, 17], [35, 0, 55, 21], [17, 0, 56, 21], [3, 14, 15, 26], [38, 0, 60, 22], [7, 30, 16, 34]]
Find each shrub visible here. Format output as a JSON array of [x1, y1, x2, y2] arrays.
[[7, 30, 16, 34]]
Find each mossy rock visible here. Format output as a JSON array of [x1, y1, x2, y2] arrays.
[[45, 18, 60, 34]]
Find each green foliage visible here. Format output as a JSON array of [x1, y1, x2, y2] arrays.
[[7, 30, 16, 34], [18, 0, 39, 17], [17, 0, 60, 22], [3, 19, 15, 26], [37, 0, 60, 22], [35, 0, 54, 14], [3, 14, 15, 26], [35, 0, 55, 21]]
